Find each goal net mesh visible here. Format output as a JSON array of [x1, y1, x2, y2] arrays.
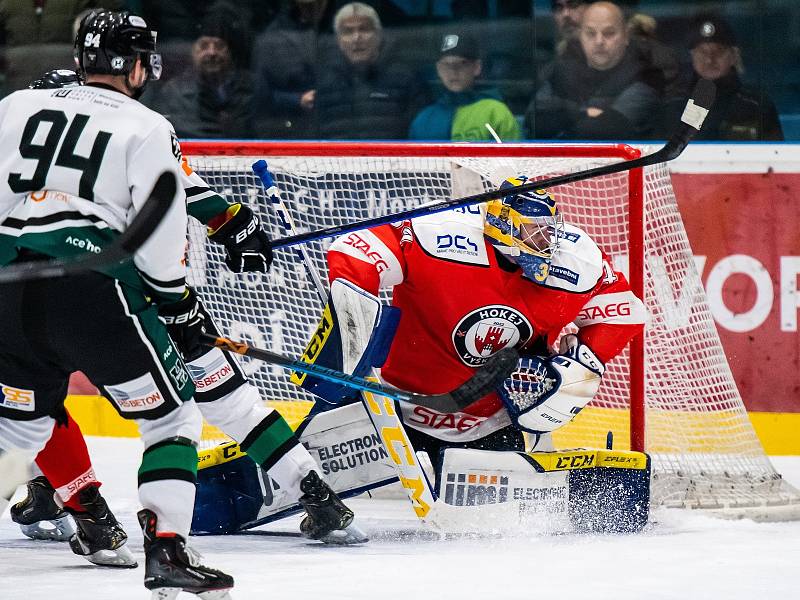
[[184, 144, 800, 514]]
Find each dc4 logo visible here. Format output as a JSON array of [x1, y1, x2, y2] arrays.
[[437, 234, 478, 252]]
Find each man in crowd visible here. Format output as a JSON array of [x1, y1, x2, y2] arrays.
[[527, 0, 659, 139], [313, 2, 429, 139], [145, 5, 255, 138], [662, 14, 783, 141]]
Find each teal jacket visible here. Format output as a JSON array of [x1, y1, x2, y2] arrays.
[[409, 86, 520, 141]]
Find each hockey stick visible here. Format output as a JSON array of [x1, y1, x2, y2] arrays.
[[268, 79, 715, 249], [201, 333, 518, 413], [0, 171, 178, 284]]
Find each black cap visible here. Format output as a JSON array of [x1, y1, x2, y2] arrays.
[[688, 14, 737, 49], [439, 32, 480, 60]]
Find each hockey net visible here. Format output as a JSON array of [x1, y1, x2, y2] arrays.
[[182, 141, 800, 518]]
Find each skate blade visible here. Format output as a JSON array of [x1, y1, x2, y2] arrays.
[[20, 516, 76, 542], [318, 522, 369, 545], [150, 588, 233, 600], [84, 542, 138, 568]]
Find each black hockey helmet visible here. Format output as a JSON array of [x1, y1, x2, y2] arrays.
[[29, 69, 82, 90], [74, 10, 161, 82]]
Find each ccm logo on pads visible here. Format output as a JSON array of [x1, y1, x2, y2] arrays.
[[105, 373, 165, 413]]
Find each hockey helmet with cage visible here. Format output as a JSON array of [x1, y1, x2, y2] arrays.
[[484, 176, 563, 284], [28, 69, 82, 90], [74, 10, 162, 84]]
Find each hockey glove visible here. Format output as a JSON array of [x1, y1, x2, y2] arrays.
[[158, 288, 206, 361], [208, 204, 273, 273], [498, 335, 604, 434]]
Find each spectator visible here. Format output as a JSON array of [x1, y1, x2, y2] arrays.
[[662, 14, 783, 141], [252, 0, 334, 138], [551, 0, 589, 57], [313, 2, 429, 140], [144, 6, 256, 139], [526, 0, 659, 140], [409, 32, 520, 141]]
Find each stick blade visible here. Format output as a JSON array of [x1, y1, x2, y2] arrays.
[[412, 347, 520, 412]]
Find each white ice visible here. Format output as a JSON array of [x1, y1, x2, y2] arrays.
[[2, 437, 800, 600]]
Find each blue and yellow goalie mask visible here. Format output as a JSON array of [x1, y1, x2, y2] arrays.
[[484, 176, 563, 283]]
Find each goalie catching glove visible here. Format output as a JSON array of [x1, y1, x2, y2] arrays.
[[158, 288, 206, 361], [208, 203, 273, 273], [498, 334, 604, 433]]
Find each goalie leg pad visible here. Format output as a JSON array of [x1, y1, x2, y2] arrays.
[[191, 402, 398, 534], [293, 278, 400, 406]]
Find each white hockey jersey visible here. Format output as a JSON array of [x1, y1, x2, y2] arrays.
[[0, 84, 186, 301]]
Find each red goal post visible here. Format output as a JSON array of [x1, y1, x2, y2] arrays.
[[181, 141, 799, 518]]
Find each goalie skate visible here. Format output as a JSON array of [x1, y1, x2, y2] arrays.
[[65, 485, 137, 568], [298, 470, 368, 545], [11, 476, 76, 541], [139, 510, 234, 600]]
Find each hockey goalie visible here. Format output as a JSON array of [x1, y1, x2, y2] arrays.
[[196, 176, 651, 535]]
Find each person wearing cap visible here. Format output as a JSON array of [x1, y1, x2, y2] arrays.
[[143, 3, 256, 138], [527, 0, 659, 140], [409, 32, 520, 141], [661, 14, 782, 141]]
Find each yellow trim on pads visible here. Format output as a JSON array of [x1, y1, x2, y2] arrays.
[[64, 395, 800, 455]]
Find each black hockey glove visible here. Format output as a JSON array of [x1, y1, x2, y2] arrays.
[[158, 288, 206, 361], [208, 204, 273, 273]]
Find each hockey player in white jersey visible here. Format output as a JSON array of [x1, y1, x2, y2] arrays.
[[0, 11, 233, 598], [10, 65, 365, 549]]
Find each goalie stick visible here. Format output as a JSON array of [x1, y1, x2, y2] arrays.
[[0, 171, 178, 284], [267, 78, 715, 250], [201, 333, 518, 413]]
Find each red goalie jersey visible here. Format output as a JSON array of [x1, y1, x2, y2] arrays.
[[327, 206, 646, 442]]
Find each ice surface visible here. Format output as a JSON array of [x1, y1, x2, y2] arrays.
[[2, 437, 799, 600]]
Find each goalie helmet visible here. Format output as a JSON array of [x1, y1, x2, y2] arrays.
[[484, 176, 563, 284], [28, 69, 82, 90], [74, 10, 161, 83]]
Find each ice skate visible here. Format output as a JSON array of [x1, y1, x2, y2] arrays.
[[298, 470, 368, 545], [65, 484, 137, 567], [139, 509, 234, 600], [11, 476, 76, 541]]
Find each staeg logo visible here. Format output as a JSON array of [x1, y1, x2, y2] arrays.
[[343, 233, 390, 273], [452, 305, 532, 366], [577, 302, 632, 321], [407, 405, 484, 433], [0, 384, 35, 412], [444, 472, 509, 506]]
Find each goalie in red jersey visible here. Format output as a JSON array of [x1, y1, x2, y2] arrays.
[[299, 176, 646, 471]]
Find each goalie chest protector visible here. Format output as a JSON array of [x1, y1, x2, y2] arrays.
[[330, 208, 611, 443]]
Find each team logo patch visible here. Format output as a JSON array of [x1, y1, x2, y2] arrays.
[[105, 373, 165, 413], [0, 384, 35, 412], [187, 353, 235, 392], [452, 304, 532, 366]]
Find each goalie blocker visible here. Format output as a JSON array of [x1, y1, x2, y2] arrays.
[[192, 401, 650, 534]]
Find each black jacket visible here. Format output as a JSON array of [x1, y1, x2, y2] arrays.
[[313, 49, 429, 140], [526, 43, 660, 140], [146, 69, 256, 139], [662, 71, 783, 141]]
